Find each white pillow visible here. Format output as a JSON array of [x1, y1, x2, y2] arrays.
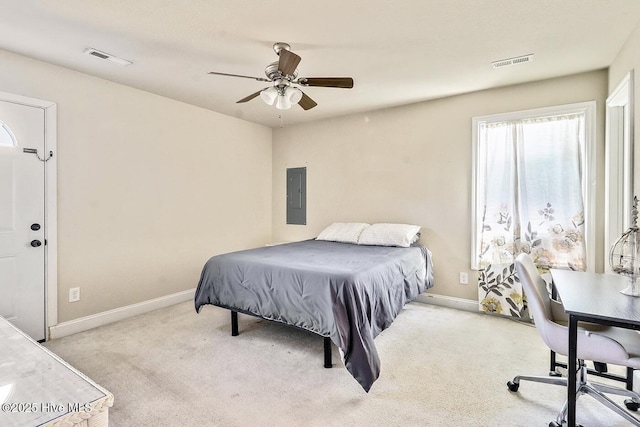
[[357, 223, 421, 247], [316, 222, 370, 244]]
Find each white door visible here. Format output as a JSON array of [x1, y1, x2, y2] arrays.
[[0, 100, 46, 341]]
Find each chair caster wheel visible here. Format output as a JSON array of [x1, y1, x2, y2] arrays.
[[507, 380, 519, 392], [549, 422, 561, 427], [625, 399, 640, 411]]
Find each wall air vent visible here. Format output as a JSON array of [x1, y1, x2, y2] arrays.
[[491, 54, 534, 69], [83, 48, 132, 66]]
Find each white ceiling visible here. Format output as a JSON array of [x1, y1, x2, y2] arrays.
[[2, 0, 640, 128]]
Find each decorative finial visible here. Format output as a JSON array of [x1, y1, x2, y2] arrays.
[[633, 196, 639, 230], [611, 195, 640, 296]]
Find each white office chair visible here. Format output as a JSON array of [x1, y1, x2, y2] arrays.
[[508, 253, 640, 426]]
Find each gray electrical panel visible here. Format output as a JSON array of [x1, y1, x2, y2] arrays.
[[286, 167, 306, 225]]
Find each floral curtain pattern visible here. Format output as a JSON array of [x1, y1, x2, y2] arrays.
[[476, 113, 587, 317]]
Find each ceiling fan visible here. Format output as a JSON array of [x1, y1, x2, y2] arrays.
[[208, 42, 354, 111]]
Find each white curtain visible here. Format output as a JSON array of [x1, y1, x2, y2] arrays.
[[477, 113, 587, 317]]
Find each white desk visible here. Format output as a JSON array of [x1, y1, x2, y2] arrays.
[[0, 316, 113, 427], [551, 269, 640, 427]]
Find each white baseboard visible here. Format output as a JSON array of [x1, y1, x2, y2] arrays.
[[49, 288, 195, 340], [48, 289, 477, 339], [415, 293, 478, 313]]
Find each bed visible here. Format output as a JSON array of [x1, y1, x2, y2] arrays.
[[194, 225, 434, 392]]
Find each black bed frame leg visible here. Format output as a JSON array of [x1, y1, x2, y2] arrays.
[[324, 337, 332, 368], [231, 311, 239, 336], [230, 309, 330, 368]]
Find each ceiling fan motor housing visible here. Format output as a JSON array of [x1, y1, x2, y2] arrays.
[[265, 61, 298, 81]]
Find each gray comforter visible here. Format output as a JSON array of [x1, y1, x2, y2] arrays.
[[194, 239, 434, 392]]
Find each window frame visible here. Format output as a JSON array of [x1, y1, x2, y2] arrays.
[[471, 101, 596, 271], [0, 121, 18, 148], [605, 71, 634, 273]]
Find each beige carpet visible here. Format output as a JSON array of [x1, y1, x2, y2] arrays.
[[45, 301, 635, 426]]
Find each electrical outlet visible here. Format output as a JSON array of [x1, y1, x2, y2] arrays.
[[459, 272, 469, 285], [69, 287, 80, 302]]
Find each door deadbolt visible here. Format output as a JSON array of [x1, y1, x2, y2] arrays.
[[31, 223, 41, 231], [30, 240, 42, 247]]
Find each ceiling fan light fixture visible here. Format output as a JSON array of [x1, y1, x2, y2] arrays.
[[287, 87, 303, 104], [260, 86, 278, 105], [275, 93, 292, 110]]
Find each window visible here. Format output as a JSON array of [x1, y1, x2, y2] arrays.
[[472, 102, 595, 317], [472, 102, 596, 272], [0, 122, 17, 147]]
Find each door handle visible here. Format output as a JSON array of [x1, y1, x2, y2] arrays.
[[30, 240, 42, 247]]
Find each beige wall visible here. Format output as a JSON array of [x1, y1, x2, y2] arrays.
[[272, 70, 608, 301], [0, 45, 614, 320], [0, 49, 272, 322]]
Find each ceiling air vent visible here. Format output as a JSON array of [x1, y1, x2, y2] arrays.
[[491, 54, 533, 69], [83, 48, 132, 66]]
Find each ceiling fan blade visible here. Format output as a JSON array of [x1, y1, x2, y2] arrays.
[[208, 71, 270, 82], [298, 91, 318, 110], [278, 49, 301, 76], [298, 77, 354, 88], [236, 90, 263, 103]]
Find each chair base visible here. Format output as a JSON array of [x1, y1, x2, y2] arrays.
[[550, 350, 635, 391], [508, 364, 640, 426]]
